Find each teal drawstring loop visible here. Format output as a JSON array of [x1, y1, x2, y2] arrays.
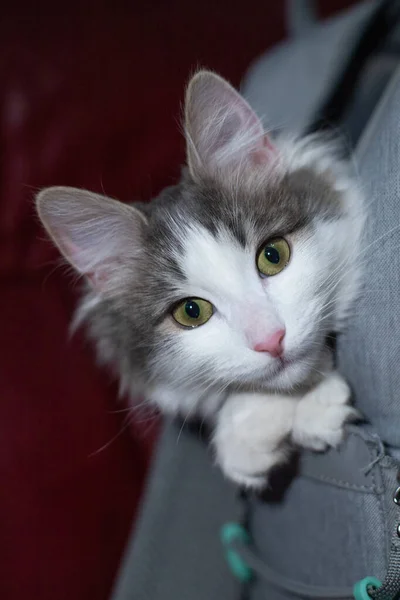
[[221, 522, 253, 582], [353, 577, 383, 600]]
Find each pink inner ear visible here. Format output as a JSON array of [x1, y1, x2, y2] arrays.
[[58, 236, 82, 268], [263, 134, 276, 152], [186, 72, 280, 177], [57, 234, 110, 291], [251, 134, 278, 166], [86, 270, 109, 291]]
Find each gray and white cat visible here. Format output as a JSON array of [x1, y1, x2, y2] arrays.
[[36, 70, 364, 488]]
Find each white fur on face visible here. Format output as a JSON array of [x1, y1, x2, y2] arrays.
[[169, 217, 354, 391]]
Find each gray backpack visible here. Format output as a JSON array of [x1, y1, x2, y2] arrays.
[[112, 2, 400, 599]]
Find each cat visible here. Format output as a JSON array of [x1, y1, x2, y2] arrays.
[[36, 70, 364, 488]]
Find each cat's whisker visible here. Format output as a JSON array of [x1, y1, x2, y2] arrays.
[[303, 339, 329, 348], [136, 416, 159, 440], [308, 364, 329, 378], [107, 406, 133, 415], [317, 255, 353, 291], [176, 403, 197, 445], [88, 414, 132, 457], [134, 413, 159, 426], [315, 313, 335, 326]]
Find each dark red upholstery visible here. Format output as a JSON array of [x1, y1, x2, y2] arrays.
[[0, 2, 354, 599]]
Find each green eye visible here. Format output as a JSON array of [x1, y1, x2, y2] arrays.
[[257, 237, 290, 276], [172, 298, 213, 328]]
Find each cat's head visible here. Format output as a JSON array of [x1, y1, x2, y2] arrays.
[[36, 71, 363, 398]]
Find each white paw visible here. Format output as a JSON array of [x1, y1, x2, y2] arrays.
[[292, 373, 358, 451], [215, 440, 288, 489], [213, 393, 296, 489], [293, 403, 358, 450]]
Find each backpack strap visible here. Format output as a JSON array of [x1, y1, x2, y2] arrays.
[[306, 0, 400, 137]]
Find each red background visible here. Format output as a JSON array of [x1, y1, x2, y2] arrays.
[[0, 1, 355, 599]]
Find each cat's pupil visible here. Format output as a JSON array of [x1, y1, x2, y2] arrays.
[[185, 300, 200, 319], [264, 246, 280, 264]]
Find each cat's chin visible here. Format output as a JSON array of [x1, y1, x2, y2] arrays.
[[261, 343, 331, 392], [254, 350, 319, 392], [231, 354, 311, 392], [266, 357, 312, 391]]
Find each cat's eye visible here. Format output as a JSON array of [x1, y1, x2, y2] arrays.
[[172, 298, 213, 328], [257, 237, 290, 276]]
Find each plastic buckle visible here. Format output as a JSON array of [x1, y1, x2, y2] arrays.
[[221, 522, 253, 582], [353, 577, 382, 600]]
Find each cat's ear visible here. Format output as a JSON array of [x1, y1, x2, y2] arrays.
[[36, 186, 147, 294], [184, 70, 277, 182]]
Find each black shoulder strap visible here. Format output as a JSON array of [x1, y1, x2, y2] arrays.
[[306, 0, 400, 136]]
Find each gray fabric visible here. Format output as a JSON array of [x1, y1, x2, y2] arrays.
[[300, 426, 383, 491], [337, 64, 400, 450], [286, 0, 318, 38], [235, 446, 400, 600], [111, 421, 242, 600], [249, 430, 388, 600], [233, 543, 353, 599], [340, 52, 399, 144], [242, 1, 375, 135], [238, 457, 400, 600], [369, 455, 400, 600]]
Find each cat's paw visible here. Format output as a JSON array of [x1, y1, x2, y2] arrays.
[[292, 372, 358, 451], [293, 403, 357, 451], [213, 393, 296, 488], [214, 436, 288, 489]]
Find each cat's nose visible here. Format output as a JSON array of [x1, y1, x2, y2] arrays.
[[253, 329, 285, 357]]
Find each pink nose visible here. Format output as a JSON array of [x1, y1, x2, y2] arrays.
[[253, 329, 285, 357]]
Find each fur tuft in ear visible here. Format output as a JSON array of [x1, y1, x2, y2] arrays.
[[36, 186, 147, 294], [184, 70, 277, 182]]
